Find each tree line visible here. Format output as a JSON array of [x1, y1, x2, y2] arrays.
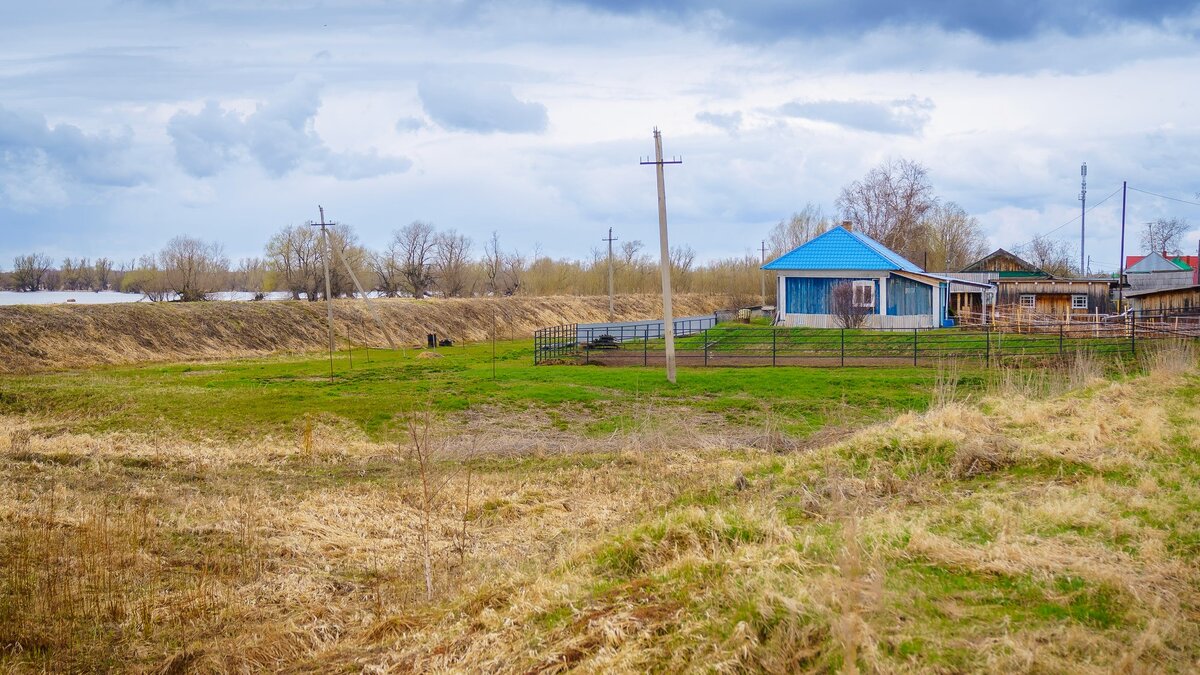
[[7, 158, 1163, 300]]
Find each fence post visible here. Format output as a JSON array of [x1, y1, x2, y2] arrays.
[[840, 328, 845, 367], [1131, 314, 1137, 355], [913, 327, 918, 366], [644, 326, 649, 366], [703, 328, 708, 367], [1059, 322, 1064, 356], [772, 328, 777, 367], [985, 325, 990, 367]]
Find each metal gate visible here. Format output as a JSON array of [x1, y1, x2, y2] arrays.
[[533, 323, 579, 364]]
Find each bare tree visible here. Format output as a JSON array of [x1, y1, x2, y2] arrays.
[[483, 231, 503, 295], [394, 221, 439, 298], [265, 225, 325, 300], [830, 281, 870, 329], [120, 254, 171, 301], [92, 258, 113, 291], [923, 201, 988, 271], [502, 248, 525, 296], [11, 253, 54, 292], [232, 257, 268, 293], [669, 244, 696, 292], [620, 240, 645, 267], [1016, 234, 1077, 278], [324, 224, 370, 299], [368, 240, 404, 298], [768, 204, 832, 256], [836, 158, 936, 263], [434, 230, 472, 297], [159, 235, 229, 301], [1139, 217, 1190, 255]]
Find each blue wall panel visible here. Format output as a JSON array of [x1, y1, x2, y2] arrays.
[[886, 275, 932, 316], [785, 277, 878, 314]]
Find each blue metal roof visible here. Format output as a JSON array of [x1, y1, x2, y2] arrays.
[[762, 226, 923, 272]]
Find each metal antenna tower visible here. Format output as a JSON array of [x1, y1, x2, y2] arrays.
[[640, 128, 682, 384], [603, 227, 618, 322], [1079, 162, 1087, 275]]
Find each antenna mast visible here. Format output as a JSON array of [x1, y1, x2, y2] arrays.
[[1079, 162, 1087, 275], [760, 240, 767, 306], [640, 128, 682, 384]]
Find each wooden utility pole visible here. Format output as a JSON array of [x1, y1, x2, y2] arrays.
[[641, 128, 682, 384], [311, 206, 400, 381], [1118, 181, 1127, 309], [603, 227, 618, 322], [312, 206, 336, 381]]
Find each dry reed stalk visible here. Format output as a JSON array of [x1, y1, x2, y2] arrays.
[[0, 293, 735, 373]]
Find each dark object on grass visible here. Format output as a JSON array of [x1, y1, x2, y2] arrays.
[[438, 338, 454, 347], [734, 474, 749, 491], [427, 333, 436, 348], [589, 334, 619, 350]]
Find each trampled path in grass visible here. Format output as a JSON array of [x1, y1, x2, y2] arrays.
[[0, 339, 950, 441]]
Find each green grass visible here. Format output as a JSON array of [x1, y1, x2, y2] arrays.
[[0, 338, 959, 441]]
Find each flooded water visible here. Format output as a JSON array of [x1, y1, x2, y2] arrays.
[[0, 291, 298, 306]]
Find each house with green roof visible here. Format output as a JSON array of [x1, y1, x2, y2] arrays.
[[762, 225, 987, 328]]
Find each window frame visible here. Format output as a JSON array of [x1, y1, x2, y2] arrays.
[[851, 280, 875, 309], [1071, 294, 1088, 310], [1019, 294, 1036, 309]]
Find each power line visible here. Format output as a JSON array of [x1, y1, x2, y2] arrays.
[[1014, 184, 1122, 248], [1128, 186, 1200, 208]]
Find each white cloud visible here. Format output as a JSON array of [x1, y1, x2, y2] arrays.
[[166, 79, 411, 180]]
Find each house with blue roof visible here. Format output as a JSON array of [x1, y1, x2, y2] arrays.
[[762, 225, 988, 328]]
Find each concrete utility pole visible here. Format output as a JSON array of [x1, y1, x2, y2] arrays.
[[603, 227, 618, 322], [641, 128, 682, 384], [311, 206, 336, 381], [760, 240, 767, 306]]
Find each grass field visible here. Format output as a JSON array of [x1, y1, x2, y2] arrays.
[[2, 335, 1200, 672], [0, 339, 947, 441]]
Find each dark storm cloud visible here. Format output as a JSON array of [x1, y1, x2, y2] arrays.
[[570, 0, 1200, 41], [779, 97, 934, 135]]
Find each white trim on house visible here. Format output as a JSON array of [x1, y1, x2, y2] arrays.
[[772, 270, 946, 329]]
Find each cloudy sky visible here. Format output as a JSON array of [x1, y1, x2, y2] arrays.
[[3, 0, 1200, 273]]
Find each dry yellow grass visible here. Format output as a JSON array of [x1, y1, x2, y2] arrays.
[[0, 293, 734, 373], [2, 347, 1200, 672]]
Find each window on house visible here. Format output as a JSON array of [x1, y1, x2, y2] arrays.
[[852, 280, 875, 308], [1019, 294, 1035, 309], [1071, 294, 1088, 310]]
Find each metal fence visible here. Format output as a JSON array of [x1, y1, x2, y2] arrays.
[[532, 323, 579, 363], [535, 316, 718, 364], [536, 317, 1194, 367]]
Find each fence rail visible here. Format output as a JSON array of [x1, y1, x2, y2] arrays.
[[535, 317, 1192, 367]]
